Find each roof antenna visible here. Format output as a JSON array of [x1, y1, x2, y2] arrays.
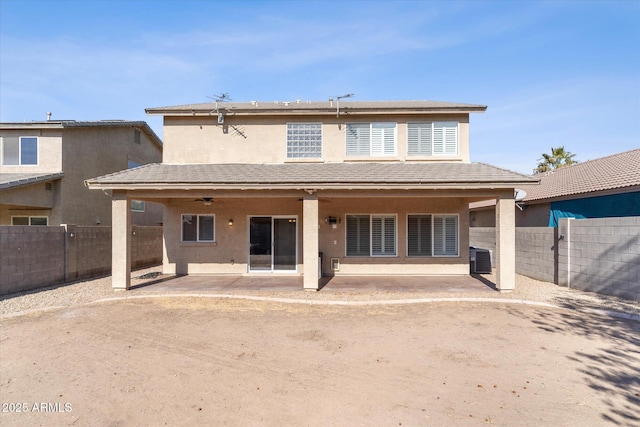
[[207, 93, 231, 124], [336, 93, 354, 117]]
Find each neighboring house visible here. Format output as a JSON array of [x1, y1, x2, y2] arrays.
[[86, 100, 537, 291], [470, 148, 640, 227], [1, 120, 163, 226]]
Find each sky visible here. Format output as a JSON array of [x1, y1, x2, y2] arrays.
[[1, 0, 638, 174]]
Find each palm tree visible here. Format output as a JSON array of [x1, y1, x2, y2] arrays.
[[535, 146, 578, 174]]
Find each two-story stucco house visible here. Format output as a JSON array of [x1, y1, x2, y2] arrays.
[[1, 120, 163, 226], [86, 100, 537, 291]]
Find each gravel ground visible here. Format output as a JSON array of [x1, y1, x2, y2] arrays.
[[1, 267, 639, 318]]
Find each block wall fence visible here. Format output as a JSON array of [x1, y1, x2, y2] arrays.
[[470, 216, 640, 301], [0, 225, 162, 295]]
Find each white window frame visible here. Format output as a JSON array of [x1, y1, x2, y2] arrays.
[[11, 216, 48, 226], [346, 122, 397, 157], [407, 122, 458, 156], [2, 136, 39, 165], [406, 214, 459, 257], [181, 214, 215, 242], [345, 214, 397, 257], [286, 122, 323, 159]]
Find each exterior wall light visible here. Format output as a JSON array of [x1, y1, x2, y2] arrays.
[[228, 219, 234, 226]]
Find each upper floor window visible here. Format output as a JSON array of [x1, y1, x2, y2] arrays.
[[346, 123, 396, 157], [407, 122, 458, 156], [2, 136, 38, 165], [287, 123, 322, 158]]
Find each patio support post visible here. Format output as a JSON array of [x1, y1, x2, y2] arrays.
[[303, 193, 319, 290], [112, 190, 131, 290], [496, 195, 516, 291]]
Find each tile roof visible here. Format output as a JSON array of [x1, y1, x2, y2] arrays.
[[521, 148, 640, 202], [146, 100, 487, 115], [0, 172, 64, 190], [0, 120, 163, 149], [86, 162, 535, 190]]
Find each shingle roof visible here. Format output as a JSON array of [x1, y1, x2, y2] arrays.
[[0, 172, 64, 190], [0, 120, 163, 149], [146, 100, 487, 115], [86, 162, 535, 190], [521, 149, 640, 202]]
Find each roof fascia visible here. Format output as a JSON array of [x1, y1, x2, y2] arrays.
[[0, 122, 65, 130], [85, 181, 533, 191], [146, 106, 487, 117], [524, 185, 640, 204]]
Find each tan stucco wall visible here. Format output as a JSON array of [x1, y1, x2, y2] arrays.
[[470, 202, 551, 227], [160, 195, 470, 276], [1, 126, 162, 226], [60, 127, 162, 226], [0, 179, 62, 225], [0, 131, 63, 173], [162, 114, 470, 164]]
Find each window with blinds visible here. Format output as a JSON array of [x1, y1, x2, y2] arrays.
[[407, 215, 432, 256], [408, 122, 458, 156], [408, 214, 458, 257], [346, 215, 396, 256], [346, 123, 396, 156]]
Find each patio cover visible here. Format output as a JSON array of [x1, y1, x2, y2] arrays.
[[85, 162, 536, 190]]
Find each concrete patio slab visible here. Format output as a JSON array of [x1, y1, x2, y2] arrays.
[[130, 274, 495, 294]]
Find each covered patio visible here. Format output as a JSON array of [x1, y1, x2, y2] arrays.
[[129, 273, 496, 294]]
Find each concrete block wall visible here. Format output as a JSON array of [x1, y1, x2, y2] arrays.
[[471, 217, 640, 301], [71, 226, 113, 279], [557, 217, 639, 301], [515, 227, 556, 283], [132, 226, 163, 269], [0, 225, 162, 295], [0, 226, 65, 294], [468, 227, 497, 267]]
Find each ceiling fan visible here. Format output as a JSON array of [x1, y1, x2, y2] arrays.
[[191, 197, 214, 206]]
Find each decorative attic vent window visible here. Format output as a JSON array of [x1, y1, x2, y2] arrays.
[[407, 122, 458, 156], [287, 123, 322, 158], [134, 129, 141, 144], [346, 123, 396, 157]]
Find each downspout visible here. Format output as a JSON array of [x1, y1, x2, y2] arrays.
[[566, 218, 572, 289]]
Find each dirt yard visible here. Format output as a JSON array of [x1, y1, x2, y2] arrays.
[[1, 297, 639, 426]]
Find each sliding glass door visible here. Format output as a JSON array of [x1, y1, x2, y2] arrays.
[[249, 216, 297, 272]]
